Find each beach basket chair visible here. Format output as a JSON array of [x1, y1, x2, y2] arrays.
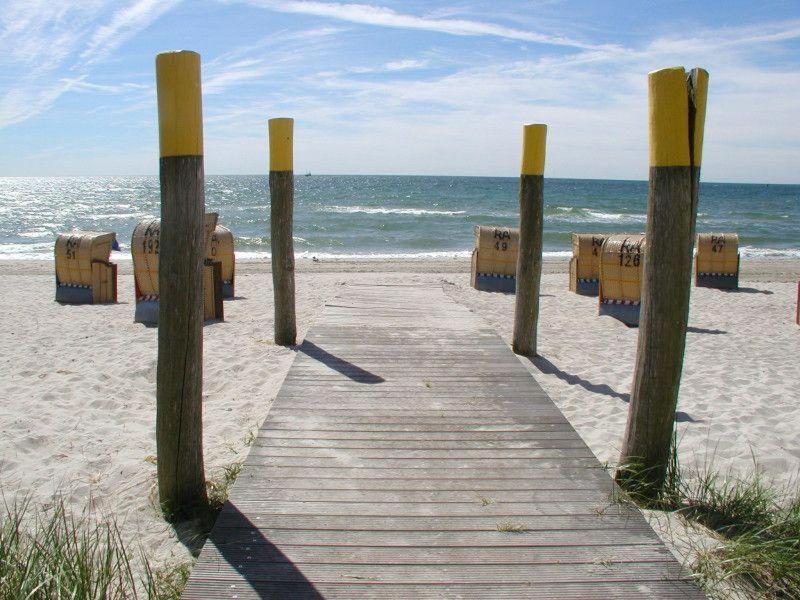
[[695, 233, 739, 289], [54, 232, 117, 304], [131, 213, 223, 324], [208, 225, 235, 298], [598, 233, 646, 326], [470, 225, 519, 293], [569, 233, 606, 296]]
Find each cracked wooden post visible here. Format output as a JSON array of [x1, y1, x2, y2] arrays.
[[617, 67, 709, 497], [512, 124, 547, 356], [269, 118, 297, 346], [155, 50, 208, 519]]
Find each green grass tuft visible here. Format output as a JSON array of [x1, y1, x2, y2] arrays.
[[0, 494, 190, 599], [618, 442, 800, 597]]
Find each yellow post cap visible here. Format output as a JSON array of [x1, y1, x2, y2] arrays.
[[648, 67, 689, 167], [521, 124, 547, 176], [156, 50, 203, 157], [269, 118, 294, 171], [689, 68, 709, 167]]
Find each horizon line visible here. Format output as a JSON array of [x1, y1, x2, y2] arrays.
[[0, 173, 798, 186]]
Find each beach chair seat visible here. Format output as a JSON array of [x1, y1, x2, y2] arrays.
[[569, 233, 606, 296], [598, 234, 645, 326], [208, 225, 235, 298], [54, 232, 118, 304], [695, 233, 739, 289], [131, 213, 223, 324], [470, 225, 519, 293]]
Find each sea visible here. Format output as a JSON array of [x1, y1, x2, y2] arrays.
[[0, 175, 797, 260]]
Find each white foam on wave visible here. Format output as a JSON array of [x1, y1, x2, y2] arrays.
[[1, 245, 794, 261], [739, 246, 800, 259], [235, 250, 574, 261], [586, 210, 647, 222], [323, 205, 466, 216]]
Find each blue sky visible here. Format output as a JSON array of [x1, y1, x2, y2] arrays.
[[1, 1, 798, 182]]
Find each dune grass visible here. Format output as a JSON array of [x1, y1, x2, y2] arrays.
[[0, 459, 245, 599], [618, 446, 800, 598], [0, 494, 191, 599]]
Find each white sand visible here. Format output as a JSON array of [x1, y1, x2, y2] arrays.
[[1, 257, 798, 575]]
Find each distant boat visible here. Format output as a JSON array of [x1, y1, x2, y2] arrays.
[[304, 172, 312, 177]]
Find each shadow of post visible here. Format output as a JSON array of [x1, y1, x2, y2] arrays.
[[298, 340, 385, 384], [528, 355, 630, 402], [183, 501, 324, 598], [527, 355, 703, 423], [721, 287, 773, 295], [686, 326, 727, 335]]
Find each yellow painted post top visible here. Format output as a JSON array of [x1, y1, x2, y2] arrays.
[[521, 124, 547, 176], [690, 68, 709, 167], [269, 118, 294, 171], [648, 67, 690, 167], [156, 50, 203, 157]]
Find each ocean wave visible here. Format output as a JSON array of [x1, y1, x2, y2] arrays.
[[739, 246, 800, 259], [236, 250, 573, 261], [585, 210, 647, 222], [2, 246, 795, 261], [546, 206, 647, 223], [322, 205, 466, 216]]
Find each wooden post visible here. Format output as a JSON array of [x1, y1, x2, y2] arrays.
[[155, 50, 208, 520], [512, 124, 547, 356], [617, 67, 708, 497], [269, 118, 297, 346]]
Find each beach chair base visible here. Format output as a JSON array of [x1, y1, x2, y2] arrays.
[[572, 278, 599, 296], [135, 298, 160, 325], [472, 273, 516, 293], [55, 284, 93, 304], [55, 262, 117, 305], [696, 272, 739, 289], [599, 301, 640, 327]]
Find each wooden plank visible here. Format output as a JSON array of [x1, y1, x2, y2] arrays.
[[183, 581, 701, 599], [200, 528, 665, 548], [183, 284, 702, 599], [193, 543, 678, 565]]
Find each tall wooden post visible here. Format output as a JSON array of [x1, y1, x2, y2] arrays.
[[269, 118, 297, 346], [155, 50, 208, 520], [512, 124, 547, 356], [617, 67, 708, 497]]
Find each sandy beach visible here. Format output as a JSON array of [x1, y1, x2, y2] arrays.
[[1, 256, 799, 575]]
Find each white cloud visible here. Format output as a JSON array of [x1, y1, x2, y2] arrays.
[[0, 0, 177, 128], [81, 0, 181, 64], [240, 0, 613, 50], [200, 18, 800, 182]]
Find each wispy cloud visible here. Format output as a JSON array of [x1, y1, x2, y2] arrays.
[[80, 0, 182, 64], [198, 16, 800, 181], [240, 0, 614, 50], [0, 0, 179, 127], [349, 58, 430, 73]]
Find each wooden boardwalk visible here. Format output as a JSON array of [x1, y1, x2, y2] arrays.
[[183, 284, 702, 598]]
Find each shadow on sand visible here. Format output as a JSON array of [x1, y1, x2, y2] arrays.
[[721, 287, 773, 295], [529, 355, 703, 423], [686, 326, 727, 335], [528, 355, 630, 402]]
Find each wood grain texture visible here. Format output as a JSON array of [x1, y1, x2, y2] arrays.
[[619, 166, 696, 493], [156, 154, 207, 518], [513, 174, 544, 356], [270, 169, 296, 345], [183, 284, 702, 598]]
